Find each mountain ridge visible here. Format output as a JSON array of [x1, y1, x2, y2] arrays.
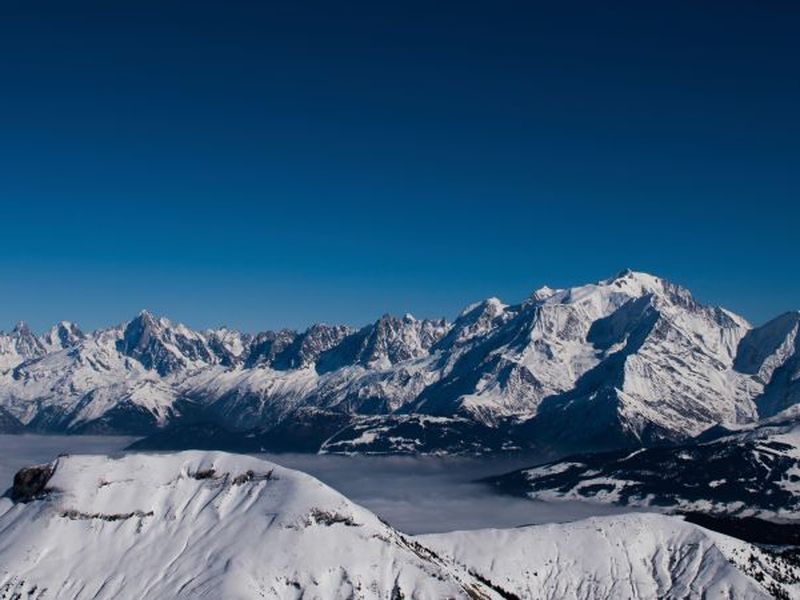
[[484, 413, 800, 520], [0, 271, 798, 455]]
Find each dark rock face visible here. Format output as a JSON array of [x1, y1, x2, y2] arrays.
[[244, 329, 297, 368], [355, 315, 446, 367], [60, 509, 154, 521], [231, 469, 274, 485], [205, 330, 252, 367], [117, 311, 187, 375], [320, 414, 518, 455], [271, 324, 353, 370], [11, 462, 56, 502], [45, 321, 85, 350], [117, 311, 216, 375], [680, 513, 800, 546], [484, 420, 800, 516], [432, 298, 508, 351], [0, 407, 24, 433], [734, 312, 800, 418], [10, 321, 47, 359], [191, 468, 217, 480], [734, 312, 800, 375], [242, 324, 355, 371], [128, 411, 355, 454]]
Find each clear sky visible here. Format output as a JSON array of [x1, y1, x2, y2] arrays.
[[0, 1, 797, 332]]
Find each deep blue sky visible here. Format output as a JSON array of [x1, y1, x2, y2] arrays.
[[0, 1, 798, 332]]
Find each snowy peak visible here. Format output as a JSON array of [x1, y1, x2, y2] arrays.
[[8, 321, 46, 359], [1, 270, 799, 455], [420, 514, 790, 600], [539, 270, 694, 320], [736, 312, 800, 417], [240, 324, 354, 370], [117, 310, 182, 375], [117, 310, 217, 375], [441, 297, 508, 347], [316, 314, 450, 372], [0, 322, 47, 372], [41, 321, 85, 353], [603, 267, 660, 287], [415, 270, 758, 442], [204, 327, 251, 367], [530, 285, 560, 302], [244, 329, 298, 368], [110, 309, 449, 375], [356, 314, 448, 368], [735, 311, 800, 378], [271, 324, 353, 370]]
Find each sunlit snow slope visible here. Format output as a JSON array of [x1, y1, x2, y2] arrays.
[[0, 452, 490, 599], [0, 451, 796, 599]]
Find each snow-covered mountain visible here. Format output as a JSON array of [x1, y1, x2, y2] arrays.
[[420, 515, 800, 600], [0, 451, 495, 599], [484, 412, 800, 520], [1, 451, 796, 599], [1, 270, 799, 453]]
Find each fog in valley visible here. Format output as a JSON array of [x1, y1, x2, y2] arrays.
[[1, 435, 634, 534]]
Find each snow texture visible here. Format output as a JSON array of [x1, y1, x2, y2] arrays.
[[0, 451, 793, 599]]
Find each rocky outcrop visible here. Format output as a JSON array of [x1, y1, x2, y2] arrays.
[[10, 461, 56, 502]]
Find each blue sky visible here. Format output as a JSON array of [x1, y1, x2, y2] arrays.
[[0, 1, 798, 332]]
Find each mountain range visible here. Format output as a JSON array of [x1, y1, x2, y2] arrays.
[[1, 270, 798, 454]]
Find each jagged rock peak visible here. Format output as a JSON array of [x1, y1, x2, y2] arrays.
[[117, 310, 216, 375], [271, 323, 354, 370], [42, 321, 85, 351], [6, 320, 46, 358], [355, 313, 448, 368], [245, 329, 298, 368], [11, 320, 32, 334]]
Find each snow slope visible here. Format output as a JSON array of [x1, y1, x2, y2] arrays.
[[0, 452, 493, 600], [421, 514, 794, 600], [1, 451, 794, 600]]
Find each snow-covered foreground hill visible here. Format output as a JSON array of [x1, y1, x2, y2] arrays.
[[1, 270, 799, 454], [0, 452, 488, 599], [0, 451, 797, 599], [421, 517, 800, 600]]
